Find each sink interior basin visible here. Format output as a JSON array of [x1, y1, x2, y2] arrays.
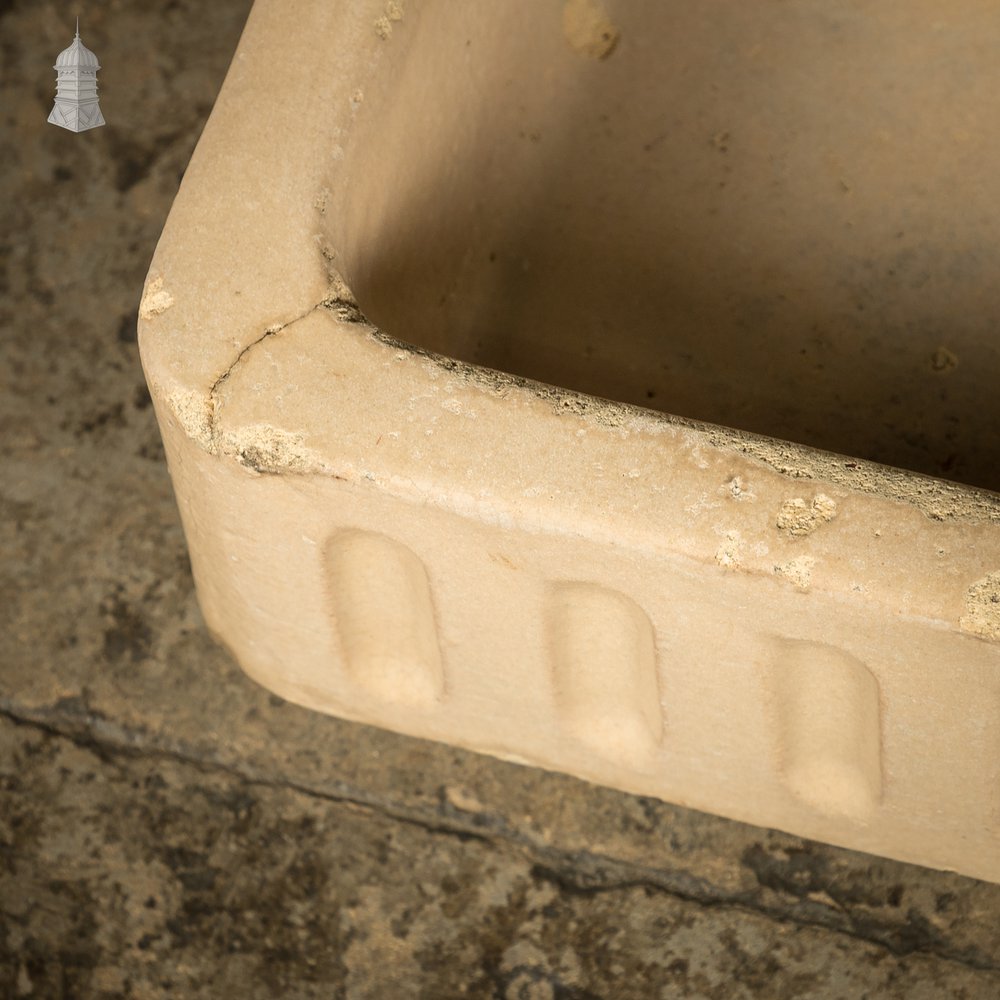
[[329, 0, 1000, 492]]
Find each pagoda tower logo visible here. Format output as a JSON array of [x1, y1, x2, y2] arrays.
[[48, 18, 106, 132]]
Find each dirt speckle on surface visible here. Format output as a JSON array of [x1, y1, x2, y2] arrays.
[[930, 346, 958, 374], [711, 130, 732, 153], [715, 529, 743, 568], [776, 494, 838, 536], [562, 0, 619, 60], [959, 571, 1000, 640], [725, 475, 754, 502], [313, 187, 331, 215]]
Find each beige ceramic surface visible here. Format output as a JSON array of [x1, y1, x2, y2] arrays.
[[139, 0, 1000, 882]]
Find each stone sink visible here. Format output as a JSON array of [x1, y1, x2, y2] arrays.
[[139, 0, 1000, 882]]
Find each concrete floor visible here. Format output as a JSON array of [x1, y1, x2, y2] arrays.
[[1, 1, 999, 996]]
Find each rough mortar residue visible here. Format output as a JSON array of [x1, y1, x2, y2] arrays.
[[166, 386, 214, 450], [773, 556, 816, 591], [374, 1, 403, 40], [139, 276, 174, 319], [365, 315, 1000, 524], [562, 0, 619, 59], [959, 572, 1000, 640], [776, 494, 838, 537], [715, 529, 743, 569], [217, 424, 325, 475], [700, 427, 1000, 525]]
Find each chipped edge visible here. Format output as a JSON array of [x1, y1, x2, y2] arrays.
[[959, 572, 1000, 640], [138, 276, 174, 319]]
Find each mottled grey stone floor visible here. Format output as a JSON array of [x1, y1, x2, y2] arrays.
[[1, 1, 998, 997]]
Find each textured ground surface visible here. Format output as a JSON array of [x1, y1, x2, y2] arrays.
[[1, 1, 999, 997]]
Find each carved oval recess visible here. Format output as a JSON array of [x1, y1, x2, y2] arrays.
[[325, 529, 444, 706]]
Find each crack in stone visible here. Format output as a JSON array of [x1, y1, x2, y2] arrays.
[[206, 301, 322, 441], [207, 288, 363, 412], [1, 701, 996, 975], [199, 283, 367, 473]]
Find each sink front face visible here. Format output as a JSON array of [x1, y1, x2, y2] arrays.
[[333, 0, 1000, 492]]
